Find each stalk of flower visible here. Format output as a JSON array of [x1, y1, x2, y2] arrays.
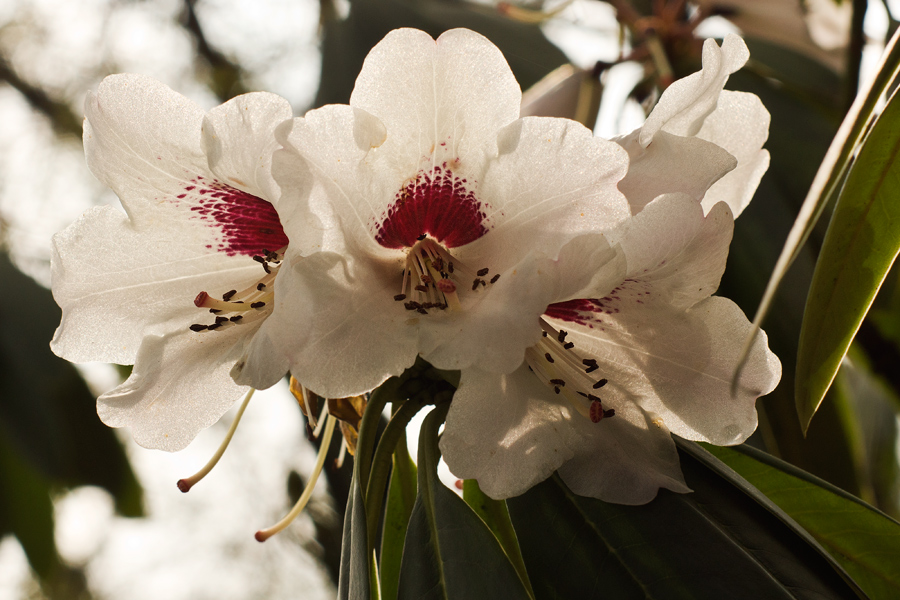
[[50, 74, 300, 452], [233, 27, 634, 400], [440, 194, 781, 504]]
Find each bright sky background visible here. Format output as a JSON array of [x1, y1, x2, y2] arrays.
[[0, 0, 893, 598]]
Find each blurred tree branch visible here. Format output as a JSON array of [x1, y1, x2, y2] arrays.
[[181, 0, 248, 101], [0, 57, 82, 137]]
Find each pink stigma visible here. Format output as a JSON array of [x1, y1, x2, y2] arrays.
[[375, 165, 488, 249]]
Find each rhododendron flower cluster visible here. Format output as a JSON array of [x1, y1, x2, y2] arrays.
[[51, 28, 780, 507]]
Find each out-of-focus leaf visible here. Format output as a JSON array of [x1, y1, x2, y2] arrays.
[[397, 403, 532, 600], [796, 80, 900, 429], [507, 442, 864, 600], [315, 0, 569, 108], [520, 64, 602, 129], [0, 252, 141, 516], [706, 443, 900, 599], [338, 469, 371, 600], [379, 435, 416, 600]]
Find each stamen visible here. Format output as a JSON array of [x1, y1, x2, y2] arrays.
[[490, 274, 500, 284], [255, 414, 337, 542], [477, 267, 489, 276], [177, 388, 255, 493], [223, 290, 237, 301]]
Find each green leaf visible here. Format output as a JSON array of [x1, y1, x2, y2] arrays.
[[706, 443, 900, 599], [0, 252, 142, 516], [0, 431, 56, 578], [338, 469, 372, 600], [796, 82, 900, 428], [461, 480, 533, 598], [397, 403, 533, 600], [737, 27, 900, 416], [508, 442, 864, 600], [379, 436, 417, 600]]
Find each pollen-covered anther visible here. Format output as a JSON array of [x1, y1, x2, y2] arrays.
[[396, 237, 493, 313], [524, 318, 617, 424], [189, 247, 284, 332]]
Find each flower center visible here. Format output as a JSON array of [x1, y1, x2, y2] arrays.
[[375, 164, 490, 249], [392, 237, 500, 315], [524, 319, 616, 423], [189, 248, 285, 332]]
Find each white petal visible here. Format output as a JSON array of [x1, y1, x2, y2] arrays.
[[420, 236, 623, 374], [51, 205, 260, 364], [555, 295, 781, 446], [240, 251, 419, 398], [558, 402, 690, 504], [611, 195, 734, 311], [460, 117, 630, 272], [202, 92, 294, 205], [615, 129, 736, 214], [97, 324, 253, 451], [696, 91, 771, 217], [640, 35, 749, 146], [440, 365, 577, 499], [350, 28, 521, 177]]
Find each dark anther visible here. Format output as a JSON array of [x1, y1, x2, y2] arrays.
[[417, 233, 427, 241], [550, 379, 565, 386], [209, 308, 221, 314], [582, 358, 598, 366], [394, 294, 407, 301], [262, 263, 271, 274], [471, 278, 485, 290], [593, 378, 608, 389], [416, 307, 428, 315], [230, 315, 243, 322], [448, 262, 454, 273], [585, 364, 599, 374], [603, 408, 616, 419], [557, 330, 568, 342], [587, 394, 601, 403], [542, 331, 548, 337], [415, 284, 428, 292], [215, 316, 228, 324], [421, 275, 433, 284], [404, 301, 416, 310], [257, 283, 266, 291], [545, 353, 554, 363], [222, 289, 237, 301], [189, 324, 208, 332], [477, 267, 489, 277], [251, 301, 266, 309], [253, 255, 265, 264], [563, 342, 575, 350], [490, 274, 500, 284], [207, 323, 222, 330], [554, 387, 561, 394]]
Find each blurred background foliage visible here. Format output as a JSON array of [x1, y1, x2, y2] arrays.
[[1, 0, 899, 598]]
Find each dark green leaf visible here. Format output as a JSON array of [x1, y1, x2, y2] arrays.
[[461, 479, 532, 597], [706, 443, 900, 599], [398, 403, 532, 600], [0, 431, 56, 578], [796, 82, 900, 428], [508, 442, 864, 600], [0, 252, 141, 516], [338, 470, 372, 600], [380, 436, 417, 600]]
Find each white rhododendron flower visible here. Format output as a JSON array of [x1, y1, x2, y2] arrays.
[[236, 28, 633, 397], [616, 34, 770, 218], [441, 194, 781, 503], [51, 75, 296, 451]]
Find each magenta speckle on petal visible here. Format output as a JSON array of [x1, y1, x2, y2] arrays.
[[375, 165, 488, 249], [180, 179, 288, 256], [545, 299, 606, 327]]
